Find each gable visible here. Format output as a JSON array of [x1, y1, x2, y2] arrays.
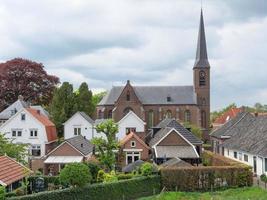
[[119, 111, 145, 126], [64, 112, 93, 126], [158, 130, 190, 146], [49, 142, 83, 157], [115, 82, 141, 105], [123, 136, 149, 150]]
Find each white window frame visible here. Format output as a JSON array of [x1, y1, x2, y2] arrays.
[[11, 129, 23, 137], [244, 154, 249, 162], [31, 145, 41, 157], [21, 113, 26, 121], [238, 152, 242, 160], [74, 127, 81, 136], [29, 129, 38, 138], [126, 152, 140, 165], [131, 141, 136, 148]]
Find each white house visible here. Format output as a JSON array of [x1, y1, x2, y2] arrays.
[[116, 111, 146, 140], [63, 111, 95, 140], [0, 107, 57, 158]]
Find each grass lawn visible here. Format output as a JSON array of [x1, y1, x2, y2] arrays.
[[139, 187, 267, 200]]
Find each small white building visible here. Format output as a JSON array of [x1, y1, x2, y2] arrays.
[[0, 107, 57, 158], [117, 111, 146, 140], [63, 112, 95, 140]]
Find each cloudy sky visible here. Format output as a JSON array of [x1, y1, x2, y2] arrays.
[[0, 0, 266, 110]]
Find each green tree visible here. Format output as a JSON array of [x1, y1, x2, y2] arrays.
[[59, 163, 91, 187], [49, 82, 75, 137], [140, 162, 154, 176], [0, 186, 5, 200], [92, 120, 119, 171], [0, 134, 28, 164], [75, 82, 94, 116]]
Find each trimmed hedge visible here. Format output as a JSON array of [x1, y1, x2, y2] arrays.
[[161, 151, 253, 192], [8, 176, 161, 200]]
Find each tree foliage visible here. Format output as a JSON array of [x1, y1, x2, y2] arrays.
[[92, 91, 107, 108], [0, 134, 28, 164], [211, 103, 237, 123], [140, 162, 154, 176], [59, 163, 91, 187], [92, 119, 119, 171], [49, 82, 95, 137], [0, 58, 59, 110]]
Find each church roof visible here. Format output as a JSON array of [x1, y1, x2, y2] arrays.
[[193, 9, 210, 69], [98, 85, 197, 106]]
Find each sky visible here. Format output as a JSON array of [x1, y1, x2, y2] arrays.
[[0, 0, 267, 111]]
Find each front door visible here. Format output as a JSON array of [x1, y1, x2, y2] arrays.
[[253, 156, 257, 174]]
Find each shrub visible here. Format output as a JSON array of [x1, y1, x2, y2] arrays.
[[86, 161, 101, 183], [28, 176, 60, 192], [104, 171, 118, 183], [59, 163, 92, 187], [0, 186, 5, 200], [7, 176, 161, 200], [161, 166, 253, 192], [260, 174, 267, 188], [117, 174, 133, 180], [97, 170, 105, 183], [140, 162, 154, 176]]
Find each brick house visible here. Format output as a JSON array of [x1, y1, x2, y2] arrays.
[[43, 135, 94, 175], [119, 132, 150, 168], [97, 10, 211, 141]]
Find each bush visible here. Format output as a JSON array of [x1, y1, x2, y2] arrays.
[[260, 174, 267, 188], [7, 176, 161, 200], [96, 170, 105, 183], [117, 174, 133, 180], [140, 162, 154, 176], [86, 161, 101, 183], [104, 171, 118, 183], [28, 176, 60, 192], [161, 166, 253, 192], [59, 163, 92, 187], [0, 186, 5, 200]]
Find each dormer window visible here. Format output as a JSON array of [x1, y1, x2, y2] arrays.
[[126, 91, 130, 101], [167, 96, 171, 102]]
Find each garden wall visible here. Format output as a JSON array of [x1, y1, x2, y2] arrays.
[[161, 151, 253, 192], [8, 176, 161, 200]]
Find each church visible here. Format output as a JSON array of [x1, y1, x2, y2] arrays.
[[97, 10, 211, 141]]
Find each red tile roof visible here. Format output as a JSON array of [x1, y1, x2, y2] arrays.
[[0, 156, 31, 186], [26, 108, 57, 142], [214, 108, 242, 124], [120, 132, 150, 150]]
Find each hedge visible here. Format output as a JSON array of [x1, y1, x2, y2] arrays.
[[8, 176, 161, 200], [161, 151, 253, 192]]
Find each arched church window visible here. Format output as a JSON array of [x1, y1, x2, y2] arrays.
[[165, 110, 172, 119], [199, 71, 206, 86], [126, 90, 130, 101], [108, 110, 113, 119], [148, 110, 154, 129], [201, 110, 206, 128], [123, 107, 133, 116], [184, 110, 191, 122]]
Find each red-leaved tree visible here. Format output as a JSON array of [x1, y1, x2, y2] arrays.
[[0, 58, 59, 110]]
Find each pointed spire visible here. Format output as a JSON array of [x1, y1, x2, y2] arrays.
[[193, 9, 210, 68]]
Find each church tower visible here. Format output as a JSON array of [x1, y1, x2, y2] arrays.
[[193, 9, 210, 141]]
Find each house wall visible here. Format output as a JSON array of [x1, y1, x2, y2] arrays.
[[117, 112, 145, 140], [49, 142, 83, 156], [0, 109, 48, 157], [224, 148, 265, 176], [64, 113, 94, 140]]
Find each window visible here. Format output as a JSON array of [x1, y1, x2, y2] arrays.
[[108, 110, 113, 119], [165, 110, 172, 119], [21, 113, 26, 121], [131, 141, 136, 147], [265, 158, 267, 172], [126, 91, 130, 101], [30, 129, 38, 137], [148, 110, 154, 129], [234, 151, 237, 159], [11, 129, 22, 137], [126, 152, 140, 165], [126, 127, 136, 134], [201, 110, 206, 128], [167, 96, 171, 102], [227, 149, 229, 156], [238, 152, 242, 160], [184, 110, 191, 122], [199, 71, 206, 86], [244, 154, 248, 162], [31, 145, 41, 156], [74, 127, 81, 136]]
